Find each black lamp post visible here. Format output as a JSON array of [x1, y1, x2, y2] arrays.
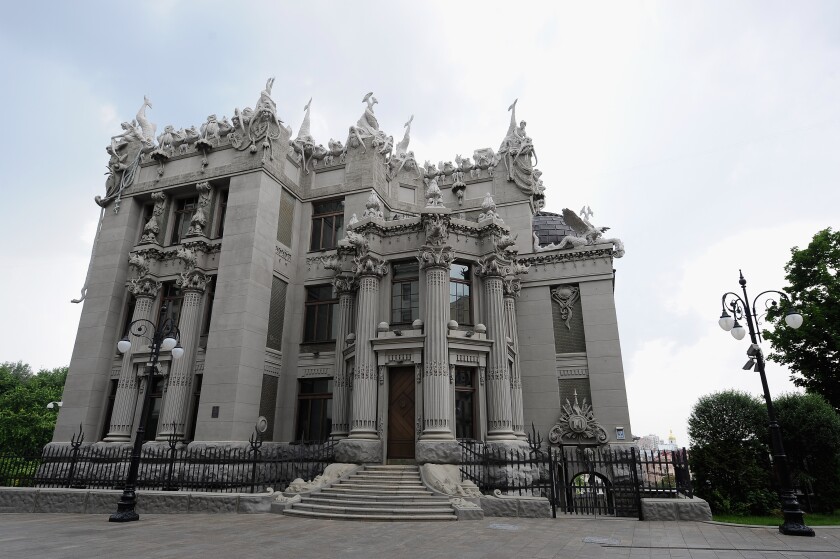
[[109, 305, 183, 523], [718, 271, 814, 537]]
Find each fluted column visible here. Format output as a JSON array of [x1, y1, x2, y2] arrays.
[[503, 277, 526, 439], [349, 254, 387, 439], [418, 243, 455, 439], [477, 254, 515, 440], [104, 278, 161, 442], [157, 270, 209, 440], [331, 274, 357, 439]]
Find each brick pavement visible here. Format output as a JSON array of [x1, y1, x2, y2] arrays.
[[0, 514, 838, 559]]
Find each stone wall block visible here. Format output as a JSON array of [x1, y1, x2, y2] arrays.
[[188, 493, 238, 513], [0, 488, 37, 513], [34, 489, 88, 513]]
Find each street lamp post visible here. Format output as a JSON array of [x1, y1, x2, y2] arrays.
[[109, 305, 183, 523], [718, 271, 814, 537]]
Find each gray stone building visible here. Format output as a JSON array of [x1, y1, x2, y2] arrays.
[[54, 83, 632, 463]]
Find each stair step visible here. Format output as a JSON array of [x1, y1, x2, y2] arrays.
[[364, 465, 419, 470], [344, 479, 421, 485], [294, 503, 455, 515], [283, 509, 456, 522], [322, 487, 431, 494], [301, 496, 449, 508]]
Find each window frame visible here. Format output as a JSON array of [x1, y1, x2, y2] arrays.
[[169, 196, 199, 246], [454, 366, 477, 440], [214, 189, 228, 239], [295, 378, 334, 442], [302, 284, 338, 343], [159, 282, 184, 328], [449, 262, 473, 326], [309, 199, 344, 252], [391, 260, 420, 325]]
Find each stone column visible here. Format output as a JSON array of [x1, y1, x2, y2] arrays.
[[104, 278, 161, 442], [503, 277, 526, 440], [349, 254, 387, 439], [331, 274, 357, 439], [477, 254, 516, 440], [157, 269, 209, 440], [418, 243, 455, 439]]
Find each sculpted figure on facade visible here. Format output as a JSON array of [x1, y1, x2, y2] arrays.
[[535, 208, 625, 258], [498, 99, 537, 193], [550, 285, 580, 330], [425, 178, 444, 208], [477, 193, 500, 221], [187, 182, 213, 237], [139, 192, 167, 244], [362, 191, 384, 219]]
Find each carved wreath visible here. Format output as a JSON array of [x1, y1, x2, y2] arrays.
[[548, 392, 608, 445]]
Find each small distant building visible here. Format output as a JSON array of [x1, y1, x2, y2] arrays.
[[54, 83, 632, 464]]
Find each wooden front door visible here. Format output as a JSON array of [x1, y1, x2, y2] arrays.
[[387, 367, 416, 459]]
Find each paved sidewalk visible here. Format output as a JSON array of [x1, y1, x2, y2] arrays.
[[0, 514, 838, 558]]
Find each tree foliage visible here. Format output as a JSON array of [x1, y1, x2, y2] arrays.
[[0, 362, 67, 455], [774, 392, 840, 513], [688, 390, 775, 515], [689, 389, 840, 515], [765, 228, 840, 411]]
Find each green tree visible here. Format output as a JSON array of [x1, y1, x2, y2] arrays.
[[0, 362, 67, 455], [688, 390, 775, 515], [765, 228, 840, 411], [774, 392, 840, 512]]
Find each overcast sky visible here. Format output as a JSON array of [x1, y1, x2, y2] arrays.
[[0, 1, 837, 447]]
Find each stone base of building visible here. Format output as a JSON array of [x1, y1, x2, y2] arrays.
[[335, 438, 382, 463], [415, 440, 462, 464], [641, 497, 713, 521]]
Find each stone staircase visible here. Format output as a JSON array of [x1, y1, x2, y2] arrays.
[[282, 465, 457, 521]]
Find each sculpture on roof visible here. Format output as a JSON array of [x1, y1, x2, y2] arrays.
[[388, 116, 418, 179], [229, 78, 283, 158], [347, 92, 390, 154], [472, 147, 499, 178], [498, 99, 537, 193], [533, 208, 625, 258], [290, 98, 317, 172], [99, 96, 158, 210]]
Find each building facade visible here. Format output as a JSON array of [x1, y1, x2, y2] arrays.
[[54, 83, 632, 463]]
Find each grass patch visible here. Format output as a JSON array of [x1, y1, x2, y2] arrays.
[[713, 512, 840, 526]]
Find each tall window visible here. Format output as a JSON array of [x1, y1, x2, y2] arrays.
[[215, 190, 228, 238], [138, 203, 154, 243], [454, 367, 476, 439], [391, 261, 419, 325], [170, 196, 198, 245], [100, 379, 119, 440], [159, 283, 183, 328], [187, 375, 202, 441], [310, 199, 344, 251], [296, 378, 333, 442], [450, 263, 472, 325], [303, 285, 337, 342], [143, 376, 165, 441]]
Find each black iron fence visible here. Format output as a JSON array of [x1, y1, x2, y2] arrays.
[[459, 434, 693, 519], [0, 440, 336, 494]]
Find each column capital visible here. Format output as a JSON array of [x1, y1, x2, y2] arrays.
[[177, 269, 210, 292], [333, 274, 358, 294], [127, 276, 162, 298], [353, 253, 388, 278], [417, 244, 454, 270], [502, 277, 521, 298]]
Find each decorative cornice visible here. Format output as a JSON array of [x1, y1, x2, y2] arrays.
[[275, 245, 292, 262], [519, 247, 614, 267]]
